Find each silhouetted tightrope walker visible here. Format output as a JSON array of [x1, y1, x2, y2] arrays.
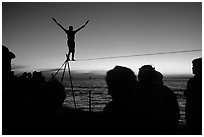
[[52, 17, 89, 61]]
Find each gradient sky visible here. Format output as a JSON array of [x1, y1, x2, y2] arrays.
[[2, 2, 202, 75]]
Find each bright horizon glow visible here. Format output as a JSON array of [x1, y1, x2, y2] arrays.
[[3, 2, 202, 75]]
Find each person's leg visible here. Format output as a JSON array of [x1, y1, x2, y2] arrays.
[[71, 42, 76, 61], [67, 41, 71, 60], [67, 51, 70, 61], [72, 51, 75, 61]]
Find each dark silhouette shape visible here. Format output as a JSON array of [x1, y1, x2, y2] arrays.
[[103, 66, 144, 134], [35, 79, 67, 132], [138, 65, 156, 84], [138, 65, 180, 134], [2, 45, 26, 134], [2, 45, 15, 87], [153, 70, 164, 85], [184, 58, 202, 134], [27, 71, 46, 115], [44, 79, 66, 114], [2, 45, 102, 134], [105, 66, 137, 101], [52, 18, 89, 61]]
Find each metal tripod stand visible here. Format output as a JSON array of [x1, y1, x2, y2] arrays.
[[53, 54, 77, 109]]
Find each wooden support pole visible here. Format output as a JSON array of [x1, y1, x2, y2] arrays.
[[67, 61, 77, 109], [61, 62, 67, 83]]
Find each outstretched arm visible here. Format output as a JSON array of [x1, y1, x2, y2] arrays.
[[75, 20, 89, 33], [52, 18, 67, 32]]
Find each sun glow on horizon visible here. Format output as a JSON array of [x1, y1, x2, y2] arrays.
[[12, 49, 201, 76]]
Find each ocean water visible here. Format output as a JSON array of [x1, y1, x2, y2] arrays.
[[62, 77, 189, 125]]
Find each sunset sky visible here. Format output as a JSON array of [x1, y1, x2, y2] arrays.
[[2, 2, 202, 75]]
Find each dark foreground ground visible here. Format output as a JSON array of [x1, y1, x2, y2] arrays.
[[3, 106, 189, 135]]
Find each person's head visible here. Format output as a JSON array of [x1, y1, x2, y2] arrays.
[[27, 73, 32, 79], [192, 57, 202, 76], [69, 26, 73, 31], [138, 65, 156, 84], [106, 66, 137, 100], [2, 45, 15, 82]]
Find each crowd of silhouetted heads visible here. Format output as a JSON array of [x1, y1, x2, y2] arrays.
[[2, 45, 202, 135], [103, 65, 180, 134]]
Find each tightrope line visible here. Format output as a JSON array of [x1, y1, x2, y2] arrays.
[[76, 49, 202, 61]]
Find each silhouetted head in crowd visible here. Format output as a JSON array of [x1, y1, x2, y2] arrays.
[[44, 79, 66, 111], [2, 45, 15, 84], [192, 57, 202, 76], [23, 72, 27, 77], [106, 66, 137, 101], [138, 65, 156, 84], [31, 71, 46, 83], [33, 71, 43, 78], [27, 72, 32, 79]]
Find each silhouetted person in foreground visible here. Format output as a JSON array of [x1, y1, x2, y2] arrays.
[[36, 79, 67, 133], [103, 66, 144, 134], [52, 18, 89, 61], [184, 58, 202, 134], [44, 79, 66, 114], [2, 45, 15, 88], [138, 65, 180, 134], [2, 45, 23, 134]]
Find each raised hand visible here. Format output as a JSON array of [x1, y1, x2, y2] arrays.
[[85, 20, 89, 26], [52, 17, 66, 32]]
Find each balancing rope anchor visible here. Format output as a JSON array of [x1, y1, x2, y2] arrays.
[[54, 54, 77, 109]]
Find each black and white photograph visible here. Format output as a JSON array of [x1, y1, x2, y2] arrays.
[[2, 2, 202, 135]]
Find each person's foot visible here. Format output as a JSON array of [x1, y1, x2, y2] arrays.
[[72, 59, 76, 61], [66, 54, 70, 61]]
